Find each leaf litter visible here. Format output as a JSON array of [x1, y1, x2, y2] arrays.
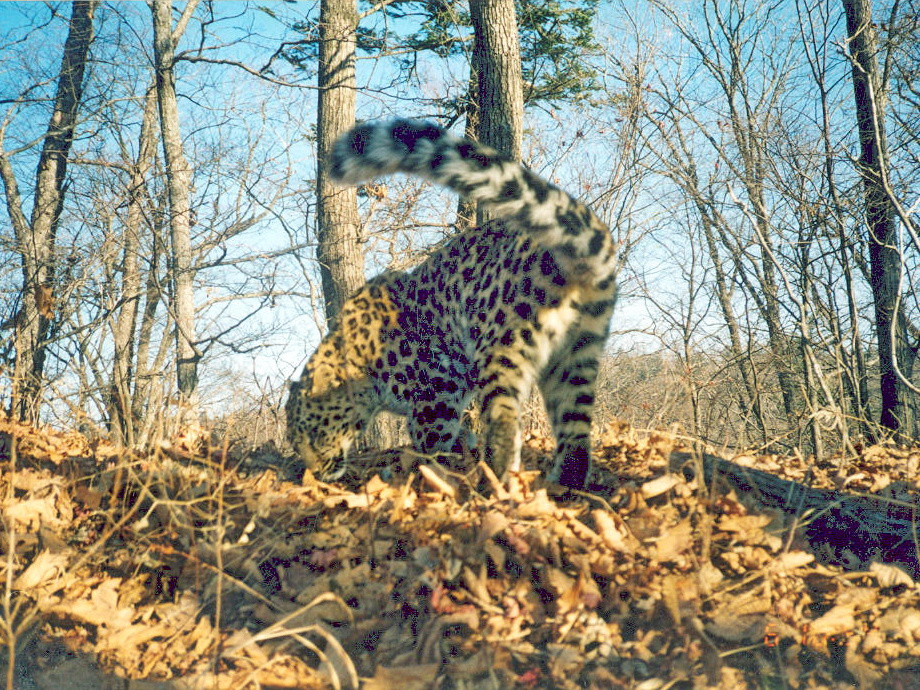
[[2, 415, 920, 688]]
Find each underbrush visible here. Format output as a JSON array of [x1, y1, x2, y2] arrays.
[[1, 416, 919, 688]]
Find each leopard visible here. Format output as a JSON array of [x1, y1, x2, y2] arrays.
[[286, 119, 619, 490]]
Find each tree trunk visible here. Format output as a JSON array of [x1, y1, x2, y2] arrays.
[[0, 0, 96, 422], [108, 83, 158, 445], [315, 0, 401, 448], [151, 0, 201, 420], [316, 0, 364, 322], [133, 199, 169, 447], [468, 0, 524, 223], [842, 0, 912, 432], [456, 69, 480, 232], [699, 207, 769, 444]]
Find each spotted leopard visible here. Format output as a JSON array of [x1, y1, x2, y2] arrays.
[[286, 119, 618, 489]]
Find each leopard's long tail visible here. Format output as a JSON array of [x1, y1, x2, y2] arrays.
[[330, 119, 617, 283]]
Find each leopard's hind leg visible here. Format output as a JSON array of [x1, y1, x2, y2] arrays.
[[476, 349, 541, 481], [539, 300, 616, 489]]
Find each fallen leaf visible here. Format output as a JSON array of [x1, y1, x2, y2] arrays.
[[769, 550, 814, 572], [806, 604, 856, 645], [869, 561, 915, 589], [14, 550, 70, 591], [592, 508, 638, 552], [640, 473, 683, 499], [652, 518, 693, 563], [363, 664, 439, 690]]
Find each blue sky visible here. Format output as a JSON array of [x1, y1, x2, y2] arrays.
[[0, 0, 909, 430]]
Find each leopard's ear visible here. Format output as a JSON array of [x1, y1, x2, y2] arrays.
[[289, 368, 315, 398], [308, 353, 353, 396]]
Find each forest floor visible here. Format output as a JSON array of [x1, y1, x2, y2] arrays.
[[1, 416, 920, 689]]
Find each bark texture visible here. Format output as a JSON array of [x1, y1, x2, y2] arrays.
[[843, 0, 913, 432], [469, 0, 524, 224], [469, 0, 523, 160], [316, 0, 364, 322], [108, 84, 158, 444], [151, 0, 201, 411], [1, 1, 96, 421]]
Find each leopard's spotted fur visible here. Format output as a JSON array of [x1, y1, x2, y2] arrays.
[[286, 119, 618, 489]]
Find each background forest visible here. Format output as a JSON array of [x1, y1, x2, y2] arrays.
[[1, 0, 919, 461]]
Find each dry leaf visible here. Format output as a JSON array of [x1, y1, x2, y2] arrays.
[[769, 550, 814, 572], [513, 489, 561, 519], [364, 664, 440, 690], [6, 413, 920, 687], [4, 480, 73, 530], [845, 643, 884, 686], [697, 561, 724, 593], [546, 643, 582, 677], [877, 606, 920, 642], [652, 518, 693, 563], [418, 463, 456, 498], [591, 509, 638, 552], [869, 561, 915, 589], [705, 611, 766, 643], [806, 604, 856, 645], [97, 621, 172, 653], [478, 509, 510, 544], [640, 473, 682, 499], [50, 578, 136, 632], [717, 513, 772, 533], [14, 550, 70, 591]]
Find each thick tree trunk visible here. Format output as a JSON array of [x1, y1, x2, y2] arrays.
[[842, 0, 913, 432], [151, 0, 201, 419], [316, 0, 364, 323], [315, 0, 400, 448], [468, 0, 524, 224], [469, 0, 523, 159], [0, 1, 96, 422]]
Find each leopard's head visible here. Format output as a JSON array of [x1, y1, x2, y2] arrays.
[[285, 376, 376, 480]]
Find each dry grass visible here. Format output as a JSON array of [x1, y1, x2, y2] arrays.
[[1, 415, 920, 688]]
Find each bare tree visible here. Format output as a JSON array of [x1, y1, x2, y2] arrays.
[[622, 1, 861, 450], [0, 1, 97, 422], [795, 0, 873, 437], [315, 0, 364, 322], [641, 0, 800, 444], [644, 102, 771, 443], [68, 4, 307, 443], [151, 0, 202, 424], [108, 84, 158, 445], [842, 0, 916, 433], [0, 4, 347, 438]]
